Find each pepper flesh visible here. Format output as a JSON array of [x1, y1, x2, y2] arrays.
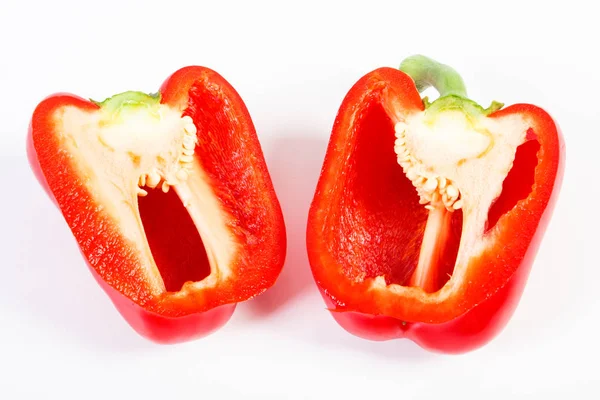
[[28, 66, 286, 343], [307, 56, 564, 353]]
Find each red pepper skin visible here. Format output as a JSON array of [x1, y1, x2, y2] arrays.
[[320, 243, 531, 354], [307, 67, 565, 353], [28, 67, 286, 344]]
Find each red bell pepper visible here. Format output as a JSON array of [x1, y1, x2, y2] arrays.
[[307, 55, 565, 353], [28, 67, 286, 344]]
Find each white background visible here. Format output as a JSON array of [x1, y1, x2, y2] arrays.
[[0, 1, 597, 398]]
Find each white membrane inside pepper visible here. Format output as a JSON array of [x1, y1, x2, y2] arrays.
[[379, 109, 532, 299], [54, 105, 237, 293]]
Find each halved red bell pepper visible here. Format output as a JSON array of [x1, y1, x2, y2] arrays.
[[307, 55, 565, 353], [28, 67, 286, 344]]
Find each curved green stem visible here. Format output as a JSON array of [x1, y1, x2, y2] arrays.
[[400, 55, 467, 98]]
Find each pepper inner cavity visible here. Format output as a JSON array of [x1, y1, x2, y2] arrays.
[[138, 181, 211, 292]]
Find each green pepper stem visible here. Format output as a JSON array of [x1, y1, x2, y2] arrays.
[[91, 91, 162, 123], [400, 55, 467, 98]]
